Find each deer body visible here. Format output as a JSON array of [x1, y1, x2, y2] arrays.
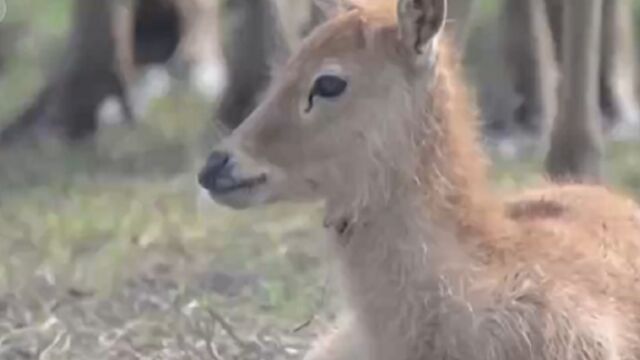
[[198, 1, 640, 359]]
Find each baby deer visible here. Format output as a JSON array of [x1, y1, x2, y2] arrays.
[[199, 0, 640, 359]]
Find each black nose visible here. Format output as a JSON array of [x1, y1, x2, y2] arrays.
[[198, 151, 231, 191]]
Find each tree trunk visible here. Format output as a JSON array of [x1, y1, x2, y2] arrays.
[[215, 0, 289, 130], [0, 0, 132, 145], [545, 0, 604, 182], [502, 0, 558, 138]]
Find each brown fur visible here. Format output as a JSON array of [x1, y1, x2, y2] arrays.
[[201, 1, 640, 359]]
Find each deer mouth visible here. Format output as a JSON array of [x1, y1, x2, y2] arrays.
[[198, 151, 268, 196], [205, 173, 268, 195], [200, 173, 270, 210]]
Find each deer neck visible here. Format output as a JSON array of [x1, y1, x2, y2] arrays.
[[324, 176, 486, 357], [323, 50, 509, 355]]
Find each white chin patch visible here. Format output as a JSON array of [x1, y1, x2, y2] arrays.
[[191, 62, 228, 100], [199, 183, 274, 211]]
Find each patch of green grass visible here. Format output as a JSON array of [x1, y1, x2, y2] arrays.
[[605, 141, 640, 197], [0, 1, 72, 125], [5, 0, 71, 36], [489, 139, 640, 198], [0, 4, 330, 337], [0, 89, 326, 324]]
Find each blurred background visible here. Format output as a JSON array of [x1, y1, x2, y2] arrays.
[[1, 0, 640, 358]]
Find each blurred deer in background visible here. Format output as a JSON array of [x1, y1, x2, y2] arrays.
[[113, 0, 226, 120], [502, 0, 639, 181], [504, 0, 639, 137], [0, 0, 227, 144], [172, 0, 227, 99], [214, 0, 292, 130], [198, 0, 640, 359]]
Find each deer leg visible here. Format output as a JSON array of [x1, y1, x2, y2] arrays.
[[543, 0, 563, 63], [599, 0, 639, 132], [546, 0, 605, 182], [216, 0, 289, 130], [502, 0, 557, 138]]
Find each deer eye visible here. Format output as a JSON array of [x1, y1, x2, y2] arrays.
[[312, 75, 348, 99], [305, 74, 348, 113]]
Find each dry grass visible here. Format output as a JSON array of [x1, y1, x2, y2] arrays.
[[0, 89, 337, 359], [2, 1, 640, 359]]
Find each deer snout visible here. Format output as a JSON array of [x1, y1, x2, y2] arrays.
[[198, 150, 230, 191], [198, 150, 267, 196]]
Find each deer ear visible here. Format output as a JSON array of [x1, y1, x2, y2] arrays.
[[397, 0, 447, 59]]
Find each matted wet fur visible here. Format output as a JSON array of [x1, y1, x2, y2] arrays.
[[198, 0, 640, 359]]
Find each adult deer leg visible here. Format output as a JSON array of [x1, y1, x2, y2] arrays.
[[599, 0, 639, 131], [502, 0, 557, 138], [546, 0, 605, 182], [215, 0, 289, 130]]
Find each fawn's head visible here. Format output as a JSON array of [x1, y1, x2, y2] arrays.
[[199, 0, 447, 210]]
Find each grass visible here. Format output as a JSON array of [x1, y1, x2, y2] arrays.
[[490, 140, 640, 197], [0, 3, 335, 357], [0, 77, 331, 358], [2, 1, 640, 358], [0, 90, 334, 358]]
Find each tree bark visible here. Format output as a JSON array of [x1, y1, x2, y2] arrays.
[[545, 0, 604, 182], [0, 0, 132, 145], [215, 0, 289, 130]]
